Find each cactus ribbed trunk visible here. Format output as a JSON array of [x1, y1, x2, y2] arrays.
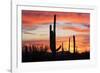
[[50, 25, 53, 51]]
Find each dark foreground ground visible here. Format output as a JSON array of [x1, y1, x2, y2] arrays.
[[22, 51, 90, 62]]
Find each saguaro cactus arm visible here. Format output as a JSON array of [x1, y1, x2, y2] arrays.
[[56, 45, 61, 51]]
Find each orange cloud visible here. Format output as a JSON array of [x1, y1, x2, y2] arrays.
[[61, 27, 89, 33], [22, 10, 90, 28]]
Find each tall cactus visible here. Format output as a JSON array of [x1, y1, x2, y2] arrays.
[[73, 35, 76, 53], [54, 15, 56, 50], [49, 15, 61, 57]]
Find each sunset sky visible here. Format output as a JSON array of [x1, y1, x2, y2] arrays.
[[22, 10, 90, 53]]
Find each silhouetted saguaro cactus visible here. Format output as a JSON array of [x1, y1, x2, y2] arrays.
[[49, 15, 61, 57], [54, 15, 56, 50], [73, 35, 76, 53]]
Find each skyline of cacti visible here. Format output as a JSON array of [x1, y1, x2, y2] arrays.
[[22, 10, 90, 54], [22, 10, 90, 62]]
